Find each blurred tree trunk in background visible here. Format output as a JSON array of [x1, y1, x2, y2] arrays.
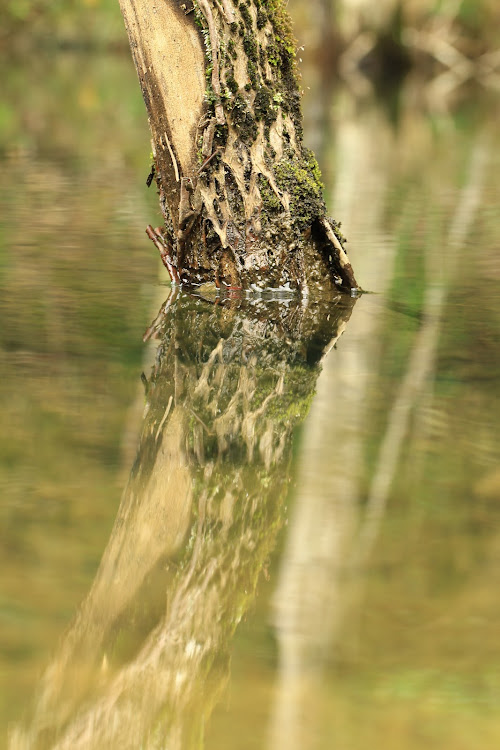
[[334, 0, 398, 38], [290, 0, 500, 95]]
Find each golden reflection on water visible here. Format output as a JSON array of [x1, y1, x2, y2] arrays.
[[9, 292, 354, 749], [1, 47, 500, 750]]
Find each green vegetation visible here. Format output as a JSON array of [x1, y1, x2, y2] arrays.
[[0, 0, 126, 48], [254, 85, 277, 127], [275, 157, 324, 230], [227, 92, 258, 143], [258, 173, 281, 211], [3, 0, 499, 59], [288, 0, 500, 80]]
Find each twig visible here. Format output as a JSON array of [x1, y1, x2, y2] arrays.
[[189, 408, 214, 436], [160, 131, 180, 183], [146, 225, 180, 285], [213, 0, 235, 24], [319, 216, 358, 292], [202, 118, 217, 158], [197, 146, 222, 174], [221, 0, 235, 24], [155, 396, 174, 441], [143, 287, 179, 343]]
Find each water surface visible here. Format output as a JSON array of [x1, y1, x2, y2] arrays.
[[1, 50, 500, 749]]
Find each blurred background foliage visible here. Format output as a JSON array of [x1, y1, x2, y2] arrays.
[[0, 0, 125, 49], [2, 0, 500, 69]]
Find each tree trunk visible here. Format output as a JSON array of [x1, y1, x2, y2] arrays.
[[119, 0, 358, 293]]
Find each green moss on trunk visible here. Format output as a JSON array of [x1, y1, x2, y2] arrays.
[[143, 0, 358, 293]]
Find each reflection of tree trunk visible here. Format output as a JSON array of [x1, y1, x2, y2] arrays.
[[353, 135, 489, 569], [11, 292, 355, 750], [267, 132, 489, 750], [268, 94, 398, 750]]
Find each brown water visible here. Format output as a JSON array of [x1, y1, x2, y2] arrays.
[[1, 49, 500, 750]]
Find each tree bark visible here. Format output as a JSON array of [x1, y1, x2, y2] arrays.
[[119, 0, 358, 293]]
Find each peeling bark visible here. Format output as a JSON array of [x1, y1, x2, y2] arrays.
[[119, 0, 358, 293]]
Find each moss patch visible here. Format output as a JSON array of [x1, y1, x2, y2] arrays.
[[225, 68, 239, 95], [274, 157, 324, 231], [258, 173, 281, 212], [239, 3, 253, 31], [303, 147, 324, 190], [254, 86, 277, 127], [227, 93, 258, 144]]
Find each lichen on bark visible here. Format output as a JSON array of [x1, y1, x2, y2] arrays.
[[119, 0, 358, 294]]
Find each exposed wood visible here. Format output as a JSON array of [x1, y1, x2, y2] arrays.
[[119, 0, 206, 227]]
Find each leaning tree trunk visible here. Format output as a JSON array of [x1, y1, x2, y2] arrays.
[[119, 0, 358, 293]]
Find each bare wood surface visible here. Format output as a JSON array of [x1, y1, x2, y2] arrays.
[[119, 0, 205, 228]]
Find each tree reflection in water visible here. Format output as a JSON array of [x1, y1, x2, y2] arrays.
[[11, 290, 355, 750]]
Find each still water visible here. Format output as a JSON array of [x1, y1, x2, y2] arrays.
[[1, 49, 500, 750]]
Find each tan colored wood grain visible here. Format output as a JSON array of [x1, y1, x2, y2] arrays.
[[119, 0, 205, 225]]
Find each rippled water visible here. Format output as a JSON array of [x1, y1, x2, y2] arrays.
[[1, 49, 500, 750]]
